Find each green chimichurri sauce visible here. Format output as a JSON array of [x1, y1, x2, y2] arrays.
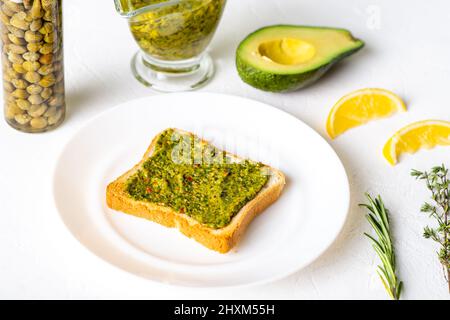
[[126, 129, 269, 229], [126, 0, 226, 61]]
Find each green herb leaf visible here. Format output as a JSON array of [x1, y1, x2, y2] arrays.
[[360, 193, 403, 300], [412, 165, 450, 293]]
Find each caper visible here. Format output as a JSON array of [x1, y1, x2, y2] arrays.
[[55, 71, 63, 82], [11, 78, 28, 89], [1, 4, 15, 17], [23, 61, 40, 72], [40, 87, 52, 100], [48, 94, 64, 107], [12, 89, 28, 99], [6, 44, 26, 54], [30, 0, 44, 19], [26, 84, 43, 95], [44, 32, 54, 43], [6, 25, 25, 38], [10, 12, 30, 31], [2, 53, 11, 65], [39, 53, 52, 64], [53, 62, 62, 72], [14, 113, 31, 125], [5, 103, 23, 120], [40, 21, 54, 34], [0, 11, 11, 26], [43, 9, 53, 22], [3, 81, 14, 92], [16, 99, 31, 111], [38, 64, 53, 75], [39, 43, 52, 54], [23, 0, 34, 10], [39, 73, 55, 87], [53, 81, 64, 94], [3, 72, 11, 82], [12, 63, 26, 73], [25, 12, 35, 24], [7, 33, 25, 45], [7, 52, 24, 64], [6, 95, 17, 104], [44, 105, 57, 118], [42, 0, 54, 11], [3, 74, 12, 83], [30, 117, 47, 129], [24, 30, 43, 43], [27, 42, 41, 52], [28, 104, 47, 117], [23, 52, 40, 62], [4, 69, 19, 82], [47, 108, 63, 125], [28, 94, 44, 105], [6, 68, 19, 78], [4, 1, 24, 14], [24, 71, 41, 83], [30, 19, 43, 32], [1, 33, 11, 45]]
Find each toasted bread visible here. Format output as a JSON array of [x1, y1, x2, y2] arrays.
[[106, 129, 285, 253]]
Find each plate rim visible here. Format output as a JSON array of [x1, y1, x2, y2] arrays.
[[52, 92, 350, 288]]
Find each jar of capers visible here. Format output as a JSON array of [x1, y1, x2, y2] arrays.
[[1, 0, 65, 133]]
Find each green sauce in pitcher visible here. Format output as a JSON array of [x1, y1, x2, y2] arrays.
[[121, 0, 226, 61]]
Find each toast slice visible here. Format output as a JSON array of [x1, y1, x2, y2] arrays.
[[106, 129, 285, 253]]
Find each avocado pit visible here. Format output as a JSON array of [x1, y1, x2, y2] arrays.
[[258, 38, 316, 65]]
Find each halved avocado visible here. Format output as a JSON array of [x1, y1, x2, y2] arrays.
[[236, 25, 364, 92]]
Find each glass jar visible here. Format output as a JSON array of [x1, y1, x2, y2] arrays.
[[115, 0, 226, 92], [1, 0, 65, 133]]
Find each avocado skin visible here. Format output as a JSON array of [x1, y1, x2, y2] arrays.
[[236, 25, 365, 93], [236, 56, 331, 92]]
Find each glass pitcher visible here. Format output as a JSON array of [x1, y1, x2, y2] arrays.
[[115, 0, 226, 92]]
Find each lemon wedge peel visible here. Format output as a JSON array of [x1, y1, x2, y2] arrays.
[[383, 120, 450, 165], [326, 88, 407, 139]]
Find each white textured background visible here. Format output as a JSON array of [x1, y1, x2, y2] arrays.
[[1, 0, 450, 299]]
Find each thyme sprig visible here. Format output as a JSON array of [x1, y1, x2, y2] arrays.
[[411, 165, 450, 293], [360, 193, 403, 300]]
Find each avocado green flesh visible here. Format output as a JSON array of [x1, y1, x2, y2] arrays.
[[126, 129, 269, 229], [236, 25, 364, 92]]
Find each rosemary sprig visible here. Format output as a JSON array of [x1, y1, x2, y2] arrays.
[[411, 165, 450, 293], [360, 193, 403, 300]]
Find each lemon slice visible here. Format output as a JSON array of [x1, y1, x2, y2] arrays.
[[327, 88, 406, 139], [383, 120, 450, 165]]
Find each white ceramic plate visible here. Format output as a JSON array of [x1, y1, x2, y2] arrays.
[[53, 93, 349, 287]]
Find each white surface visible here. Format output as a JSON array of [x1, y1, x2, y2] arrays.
[[53, 93, 350, 287], [0, 0, 449, 299]]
